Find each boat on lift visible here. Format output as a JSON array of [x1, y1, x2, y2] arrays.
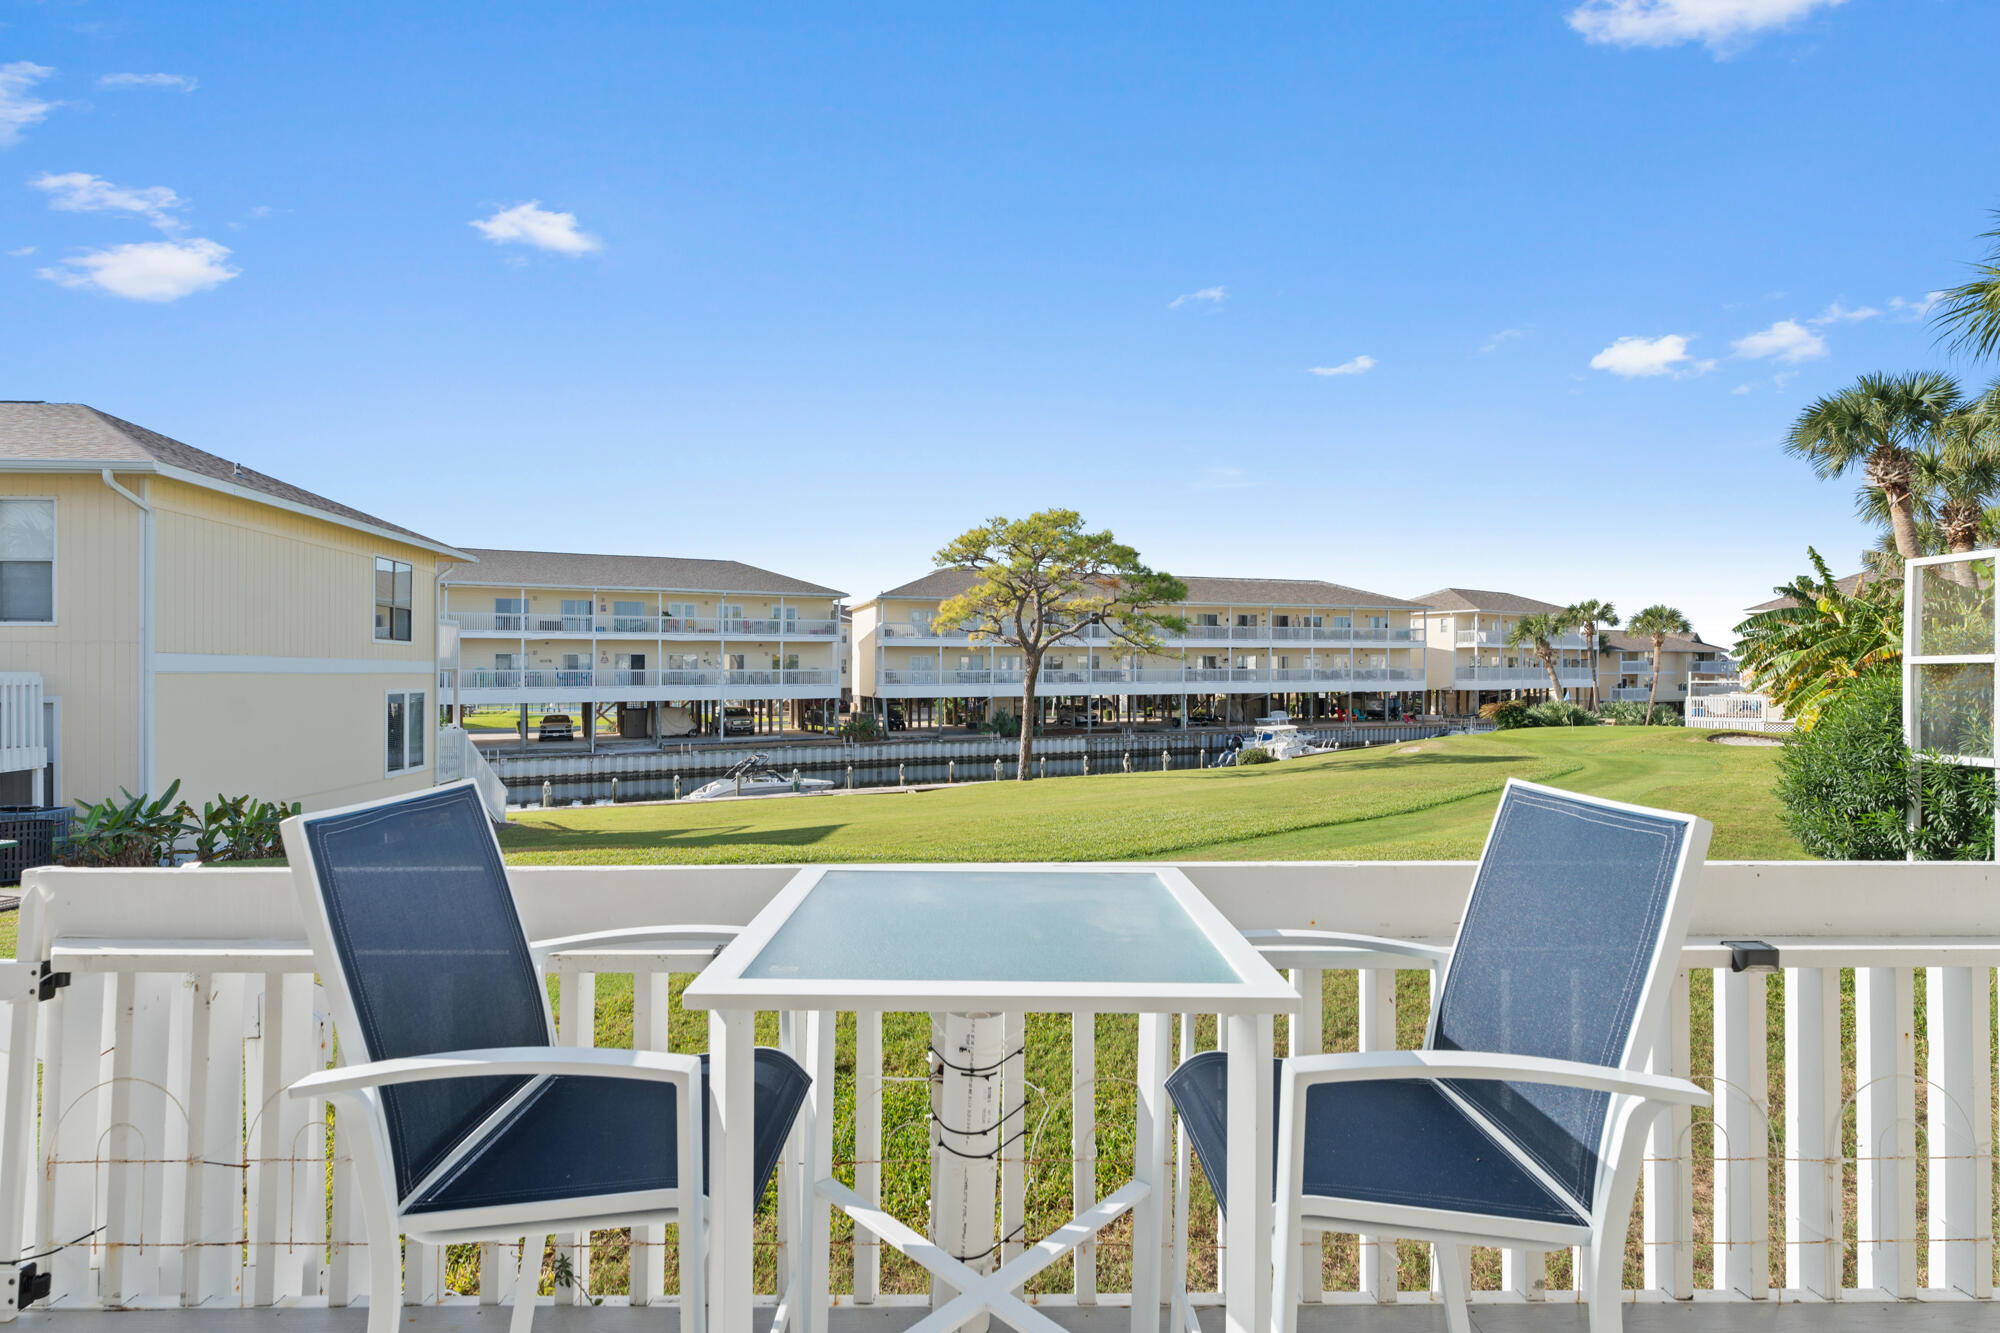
[[685, 755, 836, 800], [1241, 711, 1333, 761]]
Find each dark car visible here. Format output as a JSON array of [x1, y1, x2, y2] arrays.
[[537, 713, 575, 742], [722, 706, 754, 736]]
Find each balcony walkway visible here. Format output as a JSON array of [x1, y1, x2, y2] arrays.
[[17, 1300, 1985, 1331]]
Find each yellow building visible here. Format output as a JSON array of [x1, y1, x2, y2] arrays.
[[0, 402, 468, 810], [440, 550, 845, 742], [1410, 587, 1594, 715], [851, 572, 1427, 727], [1594, 631, 1737, 709]]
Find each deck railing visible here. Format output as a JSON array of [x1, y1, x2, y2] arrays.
[[0, 861, 1992, 1319]]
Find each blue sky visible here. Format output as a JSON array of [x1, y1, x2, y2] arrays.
[[2, 0, 1995, 641]]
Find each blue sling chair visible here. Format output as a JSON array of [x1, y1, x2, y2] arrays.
[[1168, 780, 1713, 1333], [281, 782, 810, 1333]]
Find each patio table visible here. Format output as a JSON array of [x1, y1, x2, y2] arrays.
[[683, 863, 1299, 1333]]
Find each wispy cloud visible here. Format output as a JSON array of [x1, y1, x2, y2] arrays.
[[1193, 465, 1253, 491], [1731, 383, 1754, 394], [1889, 292, 1946, 319], [470, 201, 601, 255], [39, 237, 238, 301], [1308, 355, 1376, 378], [1567, 0, 1845, 54], [1480, 327, 1529, 354], [96, 72, 196, 92], [1589, 334, 1713, 378], [1168, 284, 1226, 310], [1808, 301, 1878, 325], [1732, 319, 1826, 364], [0, 62, 56, 148], [31, 171, 183, 231]]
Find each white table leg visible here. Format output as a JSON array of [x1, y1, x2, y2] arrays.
[[1223, 1014, 1273, 1333], [709, 1008, 757, 1333], [803, 1011, 836, 1333], [1130, 1012, 1172, 1333]]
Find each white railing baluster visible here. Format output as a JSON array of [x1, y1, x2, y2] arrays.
[[1784, 966, 1841, 1299], [1286, 967, 1322, 1305], [176, 974, 213, 1308], [1925, 965, 1992, 1296], [101, 971, 138, 1305], [46, 970, 105, 1305], [280, 972, 324, 1301], [248, 972, 284, 1308], [853, 1009, 882, 1306], [1001, 1009, 1025, 1294], [555, 965, 595, 1304], [631, 968, 669, 1306], [196, 976, 246, 1306], [1643, 967, 1692, 1299], [1072, 1009, 1096, 1303], [1356, 968, 1396, 1304], [1713, 967, 1769, 1298], [1169, 1013, 1193, 1333], [1856, 967, 1918, 1297]]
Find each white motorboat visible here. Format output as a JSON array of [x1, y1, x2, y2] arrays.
[[686, 755, 836, 800], [1241, 712, 1332, 761]]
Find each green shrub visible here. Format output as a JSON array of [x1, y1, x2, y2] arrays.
[[1235, 745, 1276, 765], [1482, 699, 1534, 729], [985, 710, 1021, 738], [63, 781, 303, 866], [839, 714, 880, 740], [1595, 699, 1683, 726], [1774, 671, 1993, 860], [1527, 699, 1597, 727]]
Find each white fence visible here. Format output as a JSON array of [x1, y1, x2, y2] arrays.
[[1688, 693, 1793, 734], [0, 860, 1994, 1318], [0, 673, 44, 786]]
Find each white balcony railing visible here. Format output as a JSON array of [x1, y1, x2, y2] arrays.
[[4, 859, 1994, 1322], [448, 612, 839, 637], [450, 667, 835, 693], [1454, 666, 1595, 686], [1604, 686, 1653, 703]]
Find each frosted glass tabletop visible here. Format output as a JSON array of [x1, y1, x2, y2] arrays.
[[745, 869, 1239, 985]]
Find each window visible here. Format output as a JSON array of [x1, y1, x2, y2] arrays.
[[667, 652, 699, 671], [1236, 613, 1258, 627], [1368, 614, 1389, 629], [494, 652, 514, 670], [725, 653, 745, 671], [493, 596, 523, 630], [374, 558, 413, 641], [1196, 613, 1219, 627], [1272, 615, 1290, 628], [612, 599, 646, 630], [561, 652, 585, 671], [0, 500, 54, 624], [385, 689, 426, 774]]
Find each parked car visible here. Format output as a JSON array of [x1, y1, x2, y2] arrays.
[[884, 706, 907, 731], [722, 706, 754, 736], [537, 713, 575, 742]]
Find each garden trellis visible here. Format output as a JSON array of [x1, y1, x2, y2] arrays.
[[1901, 550, 1998, 858]]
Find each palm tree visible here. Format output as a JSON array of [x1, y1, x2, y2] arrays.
[[1733, 548, 1902, 730], [1931, 212, 2000, 360], [1627, 605, 1690, 725], [1850, 392, 2000, 584], [1564, 599, 1617, 709], [1507, 612, 1569, 701], [1786, 371, 1963, 561]]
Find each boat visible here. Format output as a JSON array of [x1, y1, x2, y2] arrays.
[[685, 755, 836, 801], [1240, 712, 1333, 761]]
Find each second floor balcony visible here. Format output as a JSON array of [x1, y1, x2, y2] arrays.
[[449, 611, 840, 637], [450, 667, 837, 693]]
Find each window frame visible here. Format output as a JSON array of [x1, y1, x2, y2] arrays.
[[373, 556, 414, 644], [384, 686, 428, 777], [0, 497, 57, 627]]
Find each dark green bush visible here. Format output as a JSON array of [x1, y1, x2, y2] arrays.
[[1527, 699, 1597, 727], [1483, 699, 1534, 729], [1774, 671, 1993, 860], [1595, 700, 1683, 726], [1235, 745, 1276, 765]]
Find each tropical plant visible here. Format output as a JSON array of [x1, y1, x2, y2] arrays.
[[1627, 604, 1691, 725], [1851, 388, 2000, 580], [1774, 671, 1994, 859], [1733, 548, 1901, 730], [1564, 599, 1616, 708], [934, 510, 1186, 778], [1480, 698, 1533, 729], [1786, 371, 1963, 561], [1931, 211, 2000, 361], [1505, 612, 1570, 700], [63, 780, 188, 867], [182, 794, 301, 863], [839, 714, 880, 741], [1234, 745, 1276, 765], [1526, 699, 1596, 728]]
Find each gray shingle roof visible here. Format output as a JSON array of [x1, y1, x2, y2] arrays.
[[1597, 631, 1728, 655], [0, 401, 457, 551], [875, 569, 1422, 607], [1408, 587, 1569, 616], [445, 548, 844, 597]]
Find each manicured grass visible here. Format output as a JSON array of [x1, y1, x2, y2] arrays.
[[499, 726, 1805, 864]]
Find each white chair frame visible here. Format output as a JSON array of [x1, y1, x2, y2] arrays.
[[282, 784, 757, 1333]]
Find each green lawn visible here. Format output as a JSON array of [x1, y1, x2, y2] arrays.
[[500, 726, 1804, 863]]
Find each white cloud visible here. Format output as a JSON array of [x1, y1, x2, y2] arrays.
[[1809, 301, 1878, 325], [1193, 465, 1252, 491], [1732, 318, 1827, 363], [31, 171, 183, 230], [1889, 292, 1946, 319], [1480, 327, 1528, 353], [1567, 0, 1845, 53], [1589, 334, 1702, 378], [96, 72, 197, 92], [1731, 383, 1753, 394], [1169, 284, 1226, 310], [1773, 370, 1799, 389], [0, 62, 56, 148], [470, 201, 601, 255], [1307, 355, 1376, 377], [39, 237, 237, 301]]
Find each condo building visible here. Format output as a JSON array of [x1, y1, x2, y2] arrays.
[[440, 550, 845, 742], [1594, 631, 1738, 707], [1411, 587, 1596, 715], [850, 571, 1428, 728]]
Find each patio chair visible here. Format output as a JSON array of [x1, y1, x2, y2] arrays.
[[279, 781, 810, 1333], [1167, 779, 1713, 1333]]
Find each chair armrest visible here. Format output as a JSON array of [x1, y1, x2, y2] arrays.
[[288, 1045, 701, 1100], [1241, 928, 1451, 970], [1281, 1049, 1709, 1108], [530, 924, 741, 956]]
